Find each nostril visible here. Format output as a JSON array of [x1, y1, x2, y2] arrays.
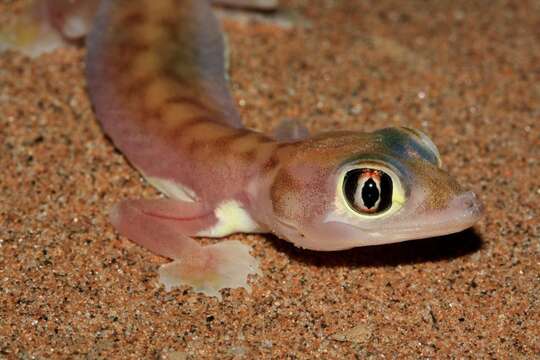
[[463, 191, 483, 216], [451, 191, 483, 216], [473, 196, 484, 216], [465, 195, 479, 210]]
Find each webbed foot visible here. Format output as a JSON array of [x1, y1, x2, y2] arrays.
[[159, 240, 261, 300], [111, 199, 261, 301]]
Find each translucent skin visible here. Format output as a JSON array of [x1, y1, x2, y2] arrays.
[[2, 0, 483, 248], [1, 0, 482, 296], [253, 130, 483, 250]]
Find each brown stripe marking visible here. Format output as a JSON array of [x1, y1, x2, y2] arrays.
[[180, 121, 239, 145], [113, 3, 146, 28], [240, 149, 258, 163], [144, 0, 177, 22], [223, 132, 278, 164], [229, 132, 268, 153], [211, 130, 252, 148], [128, 49, 164, 84], [143, 77, 185, 112], [172, 115, 213, 135], [118, 76, 151, 103], [130, 21, 171, 46], [192, 129, 248, 154], [159, 101, 211, 130]]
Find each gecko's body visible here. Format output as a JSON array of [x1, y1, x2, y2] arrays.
[[1, 0, 482, 299]]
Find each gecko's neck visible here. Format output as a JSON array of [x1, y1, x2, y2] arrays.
[[242, 140, 301, 228]]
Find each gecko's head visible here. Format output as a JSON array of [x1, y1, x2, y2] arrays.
[[269, 127, 482, 251]]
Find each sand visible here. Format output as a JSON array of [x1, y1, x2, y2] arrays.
[[0, 0, 538, 358]]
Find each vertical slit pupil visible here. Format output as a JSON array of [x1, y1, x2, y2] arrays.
[[343, 168, 394, 214], [361, 178, 379, 209]]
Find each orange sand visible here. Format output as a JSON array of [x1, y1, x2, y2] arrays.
[[0, 0, 538, 357]]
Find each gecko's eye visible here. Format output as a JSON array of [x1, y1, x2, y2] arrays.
[[343, 168, 393, 214]]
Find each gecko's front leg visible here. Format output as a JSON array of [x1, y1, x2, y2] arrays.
[[112, 199, 260, 300]]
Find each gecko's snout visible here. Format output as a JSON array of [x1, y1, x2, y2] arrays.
[[449, 191, 484, 224]]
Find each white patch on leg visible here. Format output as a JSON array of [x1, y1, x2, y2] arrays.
[[197, 200, 262, 237]]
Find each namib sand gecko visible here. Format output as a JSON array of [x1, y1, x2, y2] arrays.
[[0, 0, 482, 299]]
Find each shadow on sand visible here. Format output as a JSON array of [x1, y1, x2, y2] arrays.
[[265, 228, 484, 269]]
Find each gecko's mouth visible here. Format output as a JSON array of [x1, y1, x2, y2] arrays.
[[365, 191, 483, 241], [312, 191, 483, 250], [401, 191, 482, 233]]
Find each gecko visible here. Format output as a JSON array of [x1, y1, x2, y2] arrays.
[[0, 0, 482, 299]]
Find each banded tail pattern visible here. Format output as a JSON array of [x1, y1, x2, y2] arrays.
[[87, 0, 274, 186]]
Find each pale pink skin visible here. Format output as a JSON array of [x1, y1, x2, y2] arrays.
[[0, 0, 482, 299]]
